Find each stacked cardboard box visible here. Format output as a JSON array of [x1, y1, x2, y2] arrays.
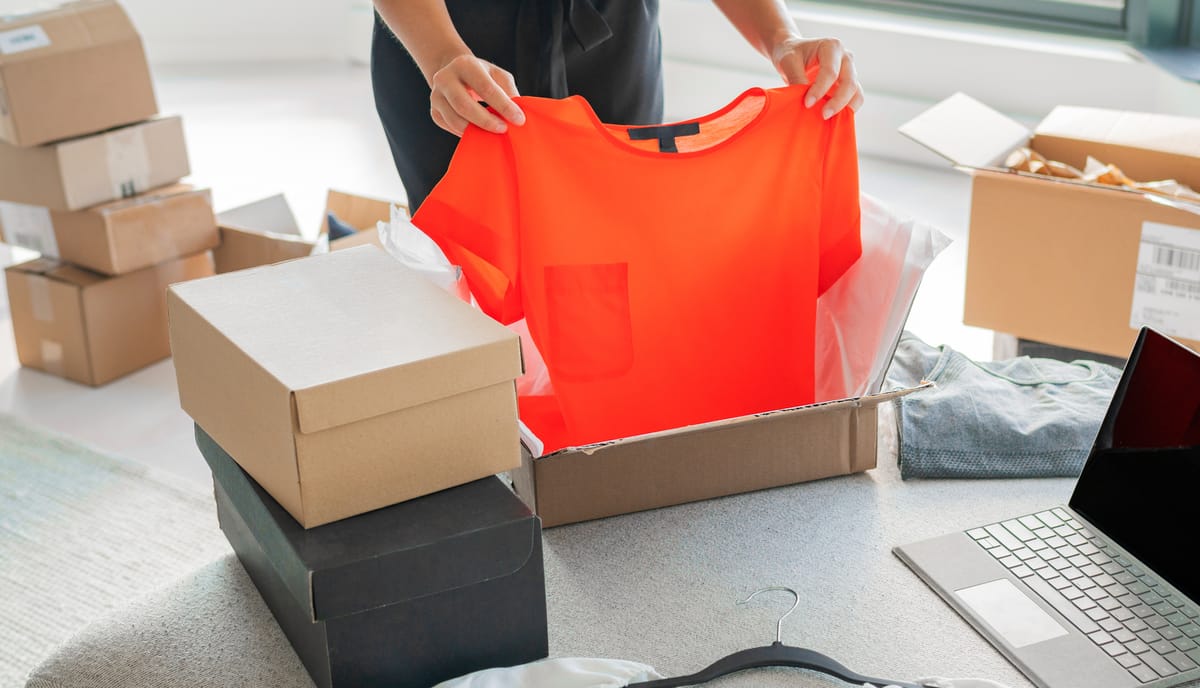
[[168, 246, 548, 687], [0, 0, 217, 385]]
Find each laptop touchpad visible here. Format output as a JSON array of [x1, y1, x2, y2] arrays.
[[956, 579, 1069, 648]]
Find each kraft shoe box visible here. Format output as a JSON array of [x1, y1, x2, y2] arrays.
[[901, 93, 1200, 358], [0, 117, 190, 211], [0, 0, 158, 147], [5, 251, 214, 385], [198, 425, 549, 688], [168, 246, 523, 528], [0, 183, 218, 275]]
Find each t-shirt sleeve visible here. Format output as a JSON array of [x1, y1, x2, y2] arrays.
[[412, 125, 522, 324], [817, 109, 862, 295]]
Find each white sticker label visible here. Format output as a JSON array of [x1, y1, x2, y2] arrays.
[[106, 126, 151, 198], [0, 202, 58, 257], [1130, 221, 1200, 342], [0, 25, 51, 55]]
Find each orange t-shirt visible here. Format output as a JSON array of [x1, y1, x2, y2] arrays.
[[414, 85, 861, 453]]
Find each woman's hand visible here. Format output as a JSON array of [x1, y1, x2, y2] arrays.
[[771, 36, 864, 119], [429, 54, 526, 136]]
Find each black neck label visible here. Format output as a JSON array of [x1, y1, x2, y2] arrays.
[[627, 122, 701, 153]]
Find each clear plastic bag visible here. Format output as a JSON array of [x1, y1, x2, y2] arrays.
[[814, 193, 952, 400]]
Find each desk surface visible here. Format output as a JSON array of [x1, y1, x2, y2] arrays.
[[542, 405, 1073, 687]]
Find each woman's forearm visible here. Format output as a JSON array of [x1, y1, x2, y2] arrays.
[[710, 0, 800, 60], [374, 0, 472, 85]]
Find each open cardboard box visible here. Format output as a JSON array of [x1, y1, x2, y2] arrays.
[[213, 190, 404, 273], [509, 253, 931, 527], [901, 93, 1200, 358]]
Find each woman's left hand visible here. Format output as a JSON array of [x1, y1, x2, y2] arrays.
[[771, 36, 864, 119]]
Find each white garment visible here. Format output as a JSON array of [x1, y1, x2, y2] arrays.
[[432, 657, 662, 687], [433, 657, 1013, 688]]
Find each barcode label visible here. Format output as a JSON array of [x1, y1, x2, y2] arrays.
[[1152, 246, 1200, 272], [0, 25, 51, 55], [1131, 222, 1200, 342], [0, 202, 58, 257]]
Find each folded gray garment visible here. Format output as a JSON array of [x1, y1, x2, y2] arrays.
[[885, 331, 1121, 479]]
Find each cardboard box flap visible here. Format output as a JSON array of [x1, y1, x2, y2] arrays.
[[321, 189, 400, 235], [0, 1, 137, 65], [1036, 107, 1200, 161], [899, 92, 1032, 169], [8, 256, 105, 287], [169, 246, 521, 435], [524, 383, 932, 459], [217, 194, 302, 236], [196, 425, 537, 622]]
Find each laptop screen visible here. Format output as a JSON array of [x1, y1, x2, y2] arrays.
[[1070, 329, 1200, 603]]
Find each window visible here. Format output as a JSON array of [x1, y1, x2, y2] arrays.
[[831, 0, 1198, 79], [833, 0, 1196, 45]]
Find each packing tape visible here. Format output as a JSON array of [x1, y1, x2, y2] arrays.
[[0, 201, 57, 256], [106, 126, 152, 199], [26, 273, 54, 323], [39, 339, 64, 377]]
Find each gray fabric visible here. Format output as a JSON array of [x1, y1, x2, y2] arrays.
[[0, 414, 230, 688], [886, 331, 1122, 480], [25, 423, 1071, 688], [25, 556, 311, 688]]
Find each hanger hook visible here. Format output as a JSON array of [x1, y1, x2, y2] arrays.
[[737, 586, 799, 644]]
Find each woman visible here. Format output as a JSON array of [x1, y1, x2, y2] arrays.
[[371, 0, 864, 211]]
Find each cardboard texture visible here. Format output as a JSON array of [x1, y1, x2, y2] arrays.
[[0, 0, 158, 147], [198, 426, 548, 688], [902, 94, 1200, 358], [168, 246, 524, 528], [213, 195, 314, 274], [0, 117, 189, 211], [0, 183, 218, 276], [512, 386, 921, 527], [5, 251, 213, 385]]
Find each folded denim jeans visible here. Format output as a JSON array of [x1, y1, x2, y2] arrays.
[[885, 332, 1121, 479]]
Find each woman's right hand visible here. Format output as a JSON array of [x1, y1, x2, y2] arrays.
[[429, 54, 526, 136]]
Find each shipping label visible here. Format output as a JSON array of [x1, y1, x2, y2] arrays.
[[1130, 221, 1200, 342], [0, 25, 51, 55], [0, 201, 58, 257]]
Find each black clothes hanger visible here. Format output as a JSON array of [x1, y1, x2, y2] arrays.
[[627, 586, 928, 688]]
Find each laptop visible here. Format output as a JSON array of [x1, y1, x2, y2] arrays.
[[896, 327, 1200, 688]]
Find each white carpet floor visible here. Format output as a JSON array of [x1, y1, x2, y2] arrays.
[[0, 415, 229, 687]]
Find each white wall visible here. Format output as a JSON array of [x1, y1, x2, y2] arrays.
[[0, 0, 369, 62]]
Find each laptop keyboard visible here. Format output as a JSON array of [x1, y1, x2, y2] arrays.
[[968, 507, 1200, 684]]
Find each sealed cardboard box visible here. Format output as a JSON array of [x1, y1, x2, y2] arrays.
[[0, 0, 158, 147], [512, 386, 919, 527], [0, 183, 218, 276], [901, 94, 1200, 358], [5, 251, 214, 385], [168, 246, 523, 528], [198, 426, 548, 688], [0, 117, 189, 211]]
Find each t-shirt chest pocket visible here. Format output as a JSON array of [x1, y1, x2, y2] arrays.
[[543, 263, 635, 382]]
